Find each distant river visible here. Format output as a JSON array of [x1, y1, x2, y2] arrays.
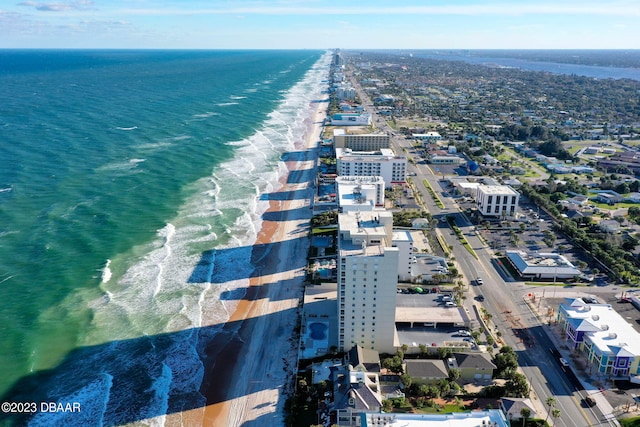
[[413, 52, 640, 81]]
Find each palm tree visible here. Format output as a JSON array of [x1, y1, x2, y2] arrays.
[[551, 408, 561, 424], [545, 396, 556, 422], [520, 407, 531, 427]]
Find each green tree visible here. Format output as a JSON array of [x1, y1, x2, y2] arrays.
[[400, 373, 412, 388], [448, 368, 461, 382], [551, 408, 561, 423], [494, 346, 518, 378], [437, 347, 453, 360], [506, 372, 530, 398], [382, 355, 404, 374], [419, 344, 428, 357], [545, 396, 556, 423], [520, 407, 531, 427]]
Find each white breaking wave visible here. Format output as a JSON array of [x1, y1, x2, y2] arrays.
[[136, 141, 174, 151], [229, 95, 247, 100], [216, 102, 239, 107], [78, 51, 332, 425], [101, 259, 112, 283], [192, 111, 220, 119], [115, 126, 138, 131]]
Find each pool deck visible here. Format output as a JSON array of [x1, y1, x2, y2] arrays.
[[300, 282, 338, 360]]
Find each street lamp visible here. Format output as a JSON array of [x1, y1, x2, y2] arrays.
[[552, 262, 558, 300]]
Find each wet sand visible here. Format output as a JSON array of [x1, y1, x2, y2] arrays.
[[197, 101, 327, 426]]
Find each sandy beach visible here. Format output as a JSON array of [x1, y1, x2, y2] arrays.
[[191, 99, 327, 426]]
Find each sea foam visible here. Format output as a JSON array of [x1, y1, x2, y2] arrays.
[[76, 51, 332, 425]]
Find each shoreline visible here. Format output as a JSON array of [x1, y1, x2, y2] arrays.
[[197, 97, 327, 426]]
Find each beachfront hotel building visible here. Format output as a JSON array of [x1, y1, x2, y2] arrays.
[[336, 84, 357, 100], [336, 176, 385, 212], [333, 129, 390, 151], [475, 184, 520, 218], [359, 410, 509, 427], [557, 298, 640, 379], [336, 148, 407, 188], [337, 210, 399, 354]]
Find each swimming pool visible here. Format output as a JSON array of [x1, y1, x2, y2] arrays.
[[309, 322, 328, 340]]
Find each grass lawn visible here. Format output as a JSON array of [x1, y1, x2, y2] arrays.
[[624, 139, 640, 147], [590, 201, 638, 210], [524, 281, 591, 287], [620, 417, 640, 427], [395, 118, 443, 129]]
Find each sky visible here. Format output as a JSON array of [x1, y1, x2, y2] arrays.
[[1, 0, 639, 49]]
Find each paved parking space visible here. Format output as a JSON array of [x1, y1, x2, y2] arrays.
[[397, 326, 476, 354]]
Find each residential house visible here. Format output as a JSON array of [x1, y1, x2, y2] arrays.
[[598, 220, 622, 234], [448, 353, 496, 381], [626, 193, 640, 203], [332, 368, 383, 427], [404, 359, 448, 385], [347, 345, 381, 373], [594, 190, 623, 205], [500, 397, 538, 421]]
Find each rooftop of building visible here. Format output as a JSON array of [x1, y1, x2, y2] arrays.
[[477, 184, 519, 196], [395, 293, 471, 326], [360, 410, 509, 427], [337, 147, 399, 158], [334, 128, 389, 138], [338, 211, 393, 256], [506, 250, 581, 275], [391, 230, 412, 242], [561, 298, 640, 357]]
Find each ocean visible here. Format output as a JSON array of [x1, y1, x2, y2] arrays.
[[0, 49, 328, 426]]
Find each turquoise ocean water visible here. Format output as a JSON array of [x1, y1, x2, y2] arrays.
[[0, 49, 328, 426]]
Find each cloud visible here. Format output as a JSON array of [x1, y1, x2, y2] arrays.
[[18, 0, 94, 12]]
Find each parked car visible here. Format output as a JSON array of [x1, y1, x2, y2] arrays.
[[584, 396, 596, 407], [475, 295, 485, 302], [457, 330, 471, 337], [476, 277, 484, 285], [444, 301, 457, 307]]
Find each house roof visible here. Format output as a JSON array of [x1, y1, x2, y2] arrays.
[[348, 345, 381, 373], [501, 397, 537, 417], [332, 368, 383, 412], [454, 353, 496, 370], [405, 359, 448, 379]]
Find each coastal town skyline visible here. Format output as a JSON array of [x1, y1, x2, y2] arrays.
[[1, 0, 639, 49]]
